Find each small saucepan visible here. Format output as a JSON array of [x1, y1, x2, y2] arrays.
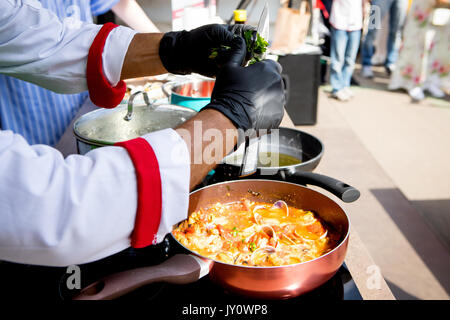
[[73, 175, 359, 300], [162, 78, 215, 112], [214, 127, 324, 180]]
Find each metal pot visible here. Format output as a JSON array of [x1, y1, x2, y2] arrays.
[[162, 78, 215, 112], [73, 91, 196, 155], [73, 176, 359, 300]]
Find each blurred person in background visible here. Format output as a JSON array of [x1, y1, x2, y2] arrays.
[[388, 0, 450, 101], [360, 0, 409, 78], [318, 0, 332, 84], [329, 0, 367, 101], [0, 0, 159, 148]]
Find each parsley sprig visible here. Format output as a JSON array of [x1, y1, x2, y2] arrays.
[[243, 30, 269, 65], [209, 31, 268, 66]]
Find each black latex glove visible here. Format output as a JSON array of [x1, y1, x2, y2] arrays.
[[203, 43, 285, 132], [227, 24, 255, 39], [159, 24, 246, 77], [227, 24, 257, 63]]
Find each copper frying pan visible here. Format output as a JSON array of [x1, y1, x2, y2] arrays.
[[74, 178, 357, 300]]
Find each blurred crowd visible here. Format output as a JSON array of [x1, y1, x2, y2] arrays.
[[319, 0, 450, 102]]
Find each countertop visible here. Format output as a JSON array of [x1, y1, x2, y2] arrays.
[[280, 112, 395, 300]]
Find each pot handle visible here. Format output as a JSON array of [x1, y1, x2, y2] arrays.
[[123, 90, 152, 121], [72, 254, 210, 300], [283, 171, 360, 203]]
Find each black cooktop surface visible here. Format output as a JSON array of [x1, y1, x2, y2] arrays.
[[0, 235, 362, 303]]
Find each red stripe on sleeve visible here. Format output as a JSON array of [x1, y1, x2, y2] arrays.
[[115, 138, 162, 248], [87, 22, 127, 109]]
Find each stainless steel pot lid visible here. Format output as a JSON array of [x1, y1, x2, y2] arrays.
[[74, 102, 196, 145]]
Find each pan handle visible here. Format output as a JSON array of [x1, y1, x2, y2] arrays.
[[72, 254, 210, 300], [283, 171, 360, 203]]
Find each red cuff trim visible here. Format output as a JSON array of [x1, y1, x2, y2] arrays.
[[115, 138, 162, 248], [87, 23, 127, 109]]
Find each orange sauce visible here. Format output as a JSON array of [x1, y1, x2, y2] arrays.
[[173, 200, 340, 266]]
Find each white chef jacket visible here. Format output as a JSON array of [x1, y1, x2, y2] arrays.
[[0, 0, 190, 266]]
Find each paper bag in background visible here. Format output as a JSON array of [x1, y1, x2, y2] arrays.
[[271, 0, 311, 54], [434, 0, 450, 9]]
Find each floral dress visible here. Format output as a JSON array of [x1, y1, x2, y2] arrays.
[[389, 0, 450, 92]]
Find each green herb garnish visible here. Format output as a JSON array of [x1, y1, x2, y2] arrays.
[[209, 30, 268, 66], [243, 30, 269, 65], [209, 45, 232, 59]]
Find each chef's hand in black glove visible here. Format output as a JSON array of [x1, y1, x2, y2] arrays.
[[227, 24, 255, 39], [203, 45, 285, 132], [159, 24, 247, 77], [227, 24, 257, 64]]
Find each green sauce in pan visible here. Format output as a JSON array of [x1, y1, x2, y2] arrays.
[[226, 152, 302, 167]]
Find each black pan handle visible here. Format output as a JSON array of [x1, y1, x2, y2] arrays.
[[283, 171, 360, 203]]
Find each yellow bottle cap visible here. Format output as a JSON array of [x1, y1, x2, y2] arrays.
[[234, 10, 247, 23]]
